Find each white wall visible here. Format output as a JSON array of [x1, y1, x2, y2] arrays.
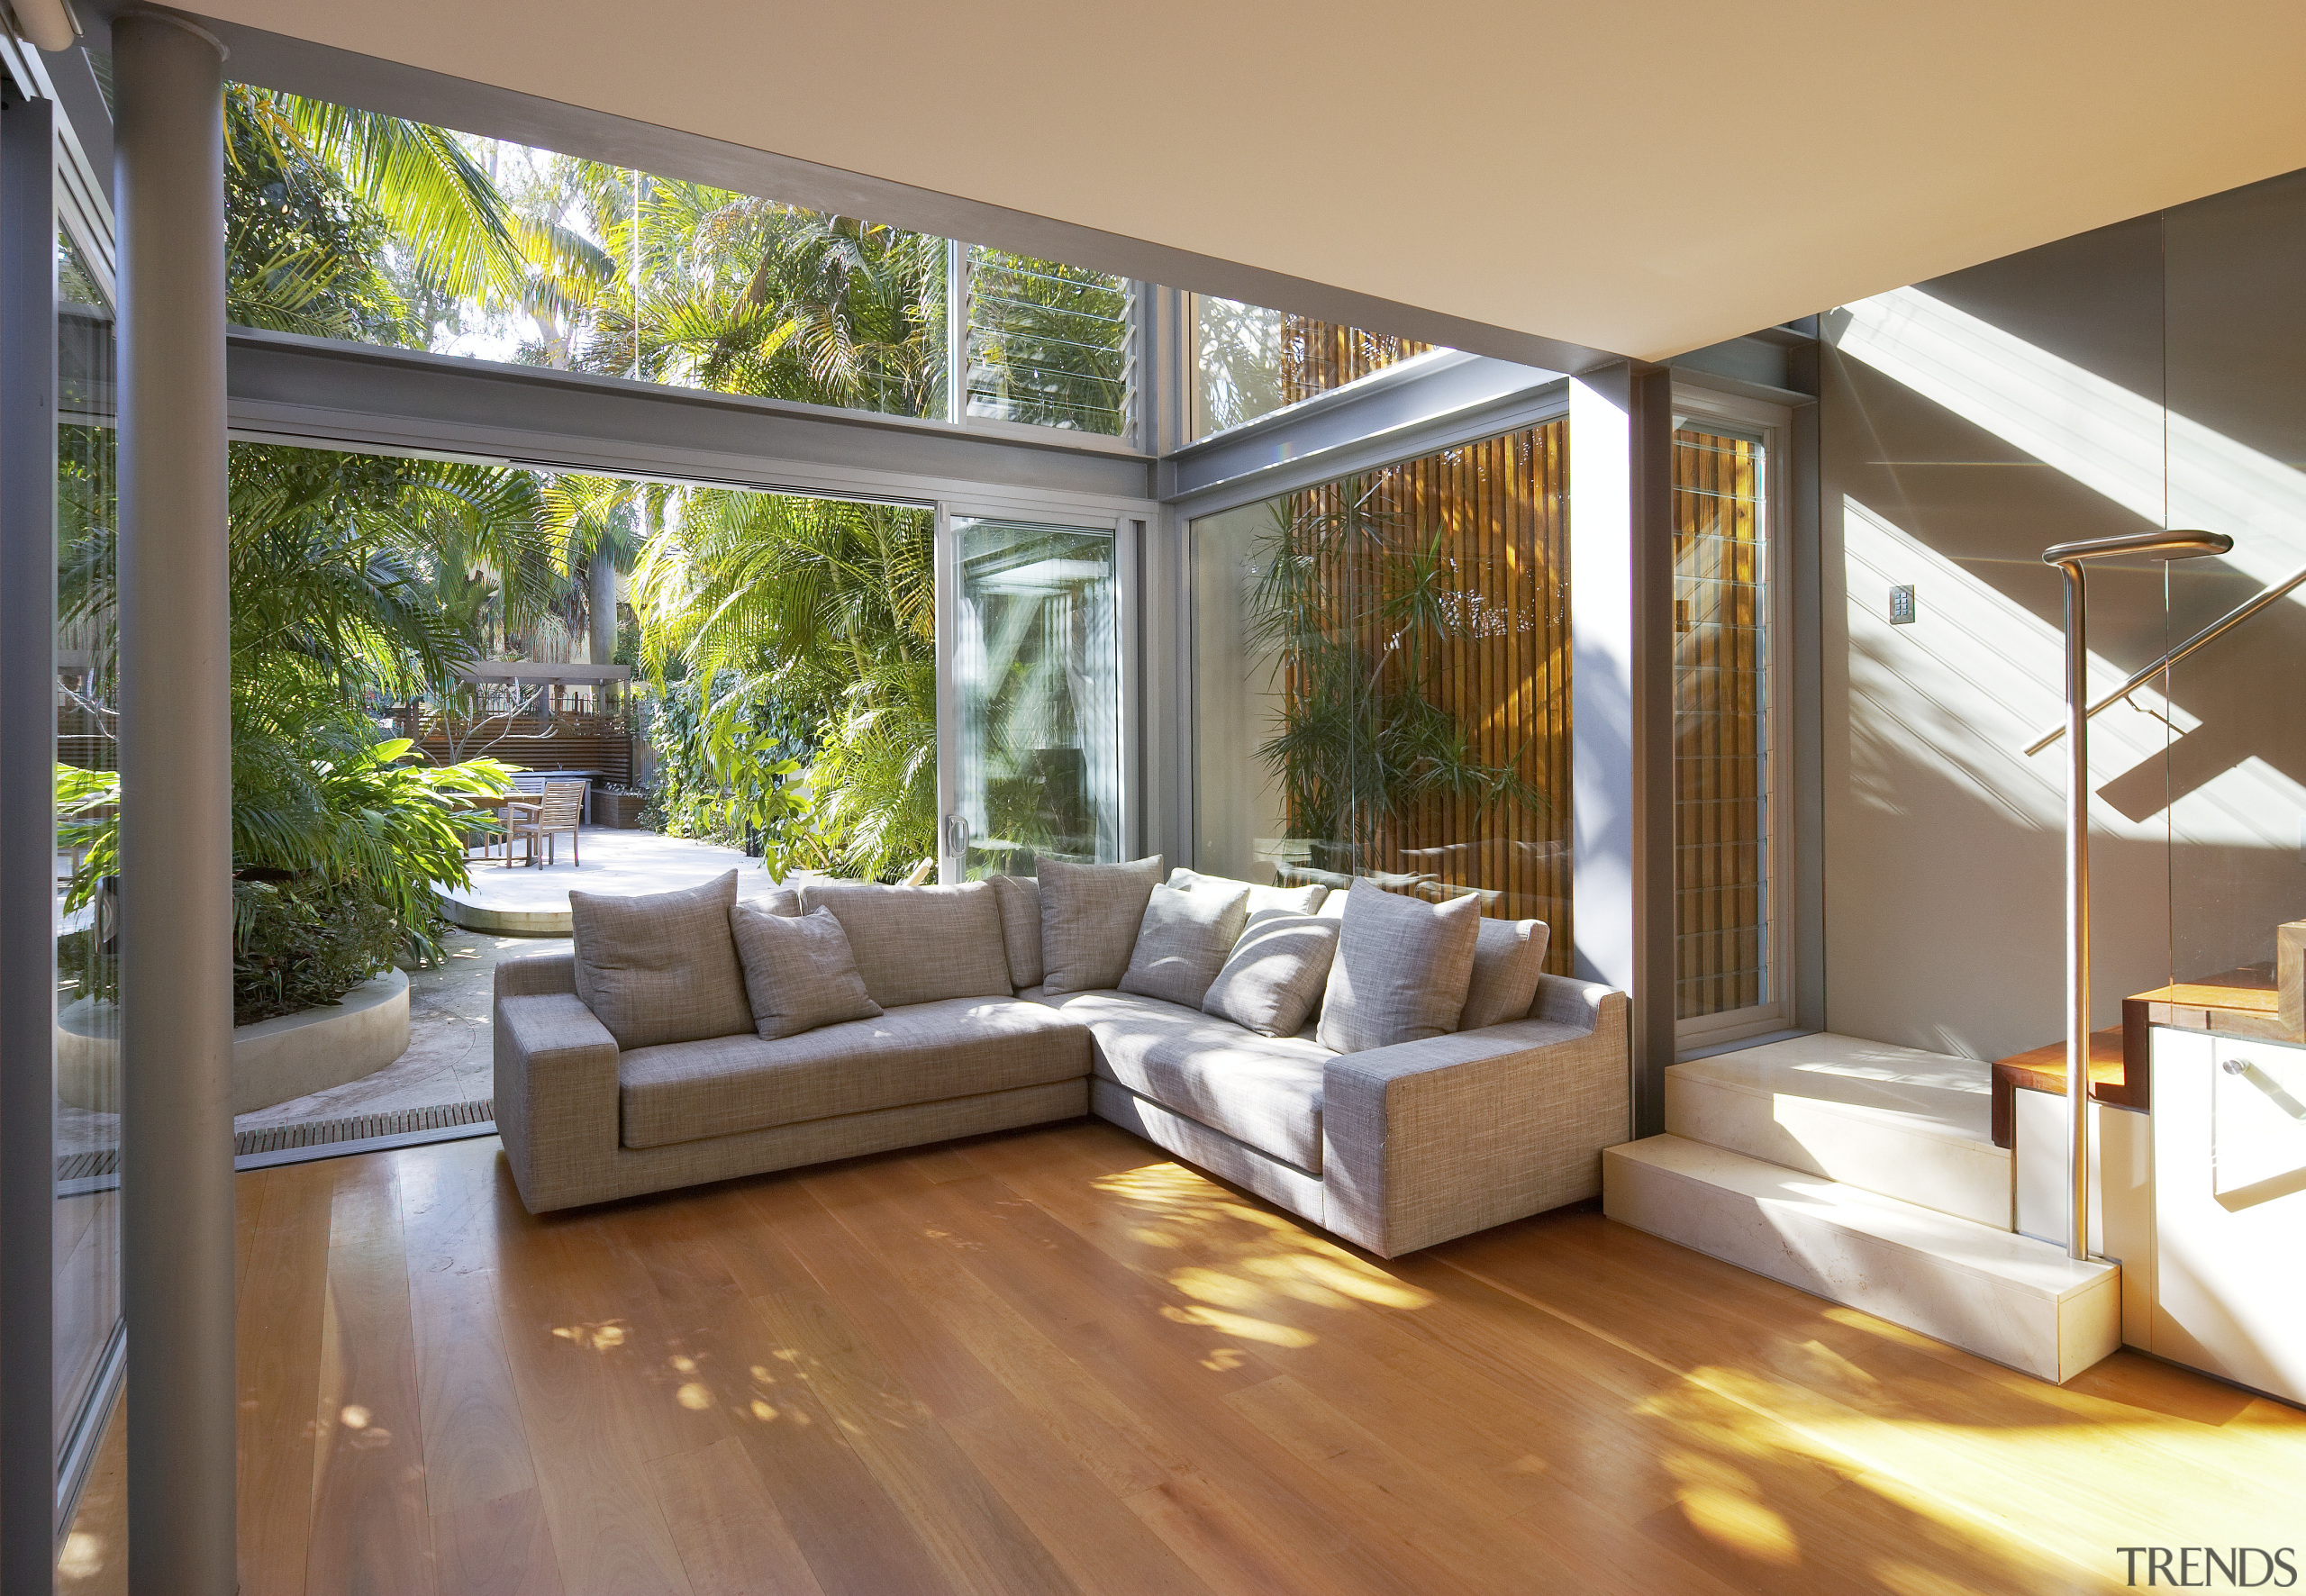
[[1820, 173, 2306, 1061]]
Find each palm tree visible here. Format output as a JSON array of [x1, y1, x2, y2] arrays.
[[636, 490, 937, 879]]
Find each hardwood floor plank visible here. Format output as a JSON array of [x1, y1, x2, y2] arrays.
[[852, 1162, 1452, 1596], [939, 1405, 1218, 1596], [304, 1156, 439, 1596], [807, 1163, 1178, 1496], [490, 1217, 694, 1596], [669, 1188, 958, 1596], [236, 1163, 268, 1306], [410, 1263, 535, 1517], [1222, 1373, 1566, 1595], [651, 1437, 828, 1596], [431, 1488, 567, 1596], [399, 1142, 538, 1518], [234, 1158, 339, 1596], [747, 1285, 1082, 1596]]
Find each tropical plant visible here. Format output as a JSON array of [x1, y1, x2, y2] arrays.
[[225, 84, 526, 344], [643, 674, 813, 870], [1248, 476, 1542, 870], [636, 491, 937, 879], [229, 878, 402, 1027]]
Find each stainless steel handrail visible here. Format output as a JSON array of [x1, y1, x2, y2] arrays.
[[2042, 529, 2233, 1264], [2025, 558, 2306, 757]]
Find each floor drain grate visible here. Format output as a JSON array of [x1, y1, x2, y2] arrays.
[[233, 1098, 496, 1156], [57, 1099, 498, 1182]]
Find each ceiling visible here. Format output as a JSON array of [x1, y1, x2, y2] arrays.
[[161, 0, 2306, 362]]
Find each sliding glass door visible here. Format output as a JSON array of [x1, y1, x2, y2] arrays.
[[940, 512, 1126, 881]]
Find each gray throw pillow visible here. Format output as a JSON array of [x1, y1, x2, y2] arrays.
[[1118, 878, 1252, 1008], [990, 874, 1043, 989], [569, 869, 755, 1051], [1202, 910, 1340, 1038], [1166, 866, 1326, 918], [1458, 918, 1551, 1029], [1315, 878, 1484, 1053], [730, 904, 883, 1039], [740, 883, 803, 918], [1038, 855, 1166, 994], [797, 879, 1012, 1009]]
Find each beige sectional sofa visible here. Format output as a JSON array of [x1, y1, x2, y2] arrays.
[[494, 866, 1630, 1257]]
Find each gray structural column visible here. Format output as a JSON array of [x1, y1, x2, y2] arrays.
[[1568, 361, 1676, 1138], [1, 87, 58, 1596], [114, 14, 236, 1595]]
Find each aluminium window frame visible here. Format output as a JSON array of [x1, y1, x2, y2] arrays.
[[933, 495, 1144, 881], [1669, 381, 1799, 1052], [1167, 369, 1575, 877], [1180, 291, 1467, 447]]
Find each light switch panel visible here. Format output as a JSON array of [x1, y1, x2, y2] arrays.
[[1889, 584, 1917, 625]]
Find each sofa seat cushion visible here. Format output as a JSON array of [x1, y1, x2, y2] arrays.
[[1032, 990, 1331, 1174], [618, 996, 1090, 1150]]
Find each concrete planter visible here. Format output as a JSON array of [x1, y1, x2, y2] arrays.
[[57, 967, 411, 1116]]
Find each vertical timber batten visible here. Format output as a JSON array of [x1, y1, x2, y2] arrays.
[[114, 14, 236, 1594]]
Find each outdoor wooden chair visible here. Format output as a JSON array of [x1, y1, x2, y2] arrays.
[[504, 779, 586, 869]]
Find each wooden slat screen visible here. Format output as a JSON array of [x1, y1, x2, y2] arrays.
[[1278, 319, 1433, 408], [1672, 429, 1768, 1019], [1264, 422, 1575, 970], [397, 711, 635, 787]]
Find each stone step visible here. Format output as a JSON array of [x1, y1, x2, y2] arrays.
[[1603, 1134, 2120, 1383], [1667, 1033, 2011, 1229]]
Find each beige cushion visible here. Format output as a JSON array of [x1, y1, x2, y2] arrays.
[[1316, 878, 1483, 1053], [990, 875, 1043, 988], [730, 904, 883, 1040], [1458, 918, 1551, 1029], [617, 996, 1091, 1149], [1166, 866, 1325, 918], [569, 871, 755, 1051], [1118, 878, 1252, 1008], [797, 880, 1012, 1009], [1038, 855, 1165, 994], [1034, 989, 1330, 1172], [1202, 910, 1340, 1038]]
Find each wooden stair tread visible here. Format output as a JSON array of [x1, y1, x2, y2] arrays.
[[1987, 965, 2303, 1148], [2132, 982, 2278, 1012]]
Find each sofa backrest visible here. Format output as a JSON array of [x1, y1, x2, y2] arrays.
[[798, 879, 1012, 1009]]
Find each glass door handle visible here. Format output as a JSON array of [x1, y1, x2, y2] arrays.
[[943, 812, 972, 864]]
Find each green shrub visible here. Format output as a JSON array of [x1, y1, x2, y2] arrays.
[[231, 876, 402, 1026]]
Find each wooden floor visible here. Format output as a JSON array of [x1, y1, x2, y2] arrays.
[[58, 1119, 2306, 1595]]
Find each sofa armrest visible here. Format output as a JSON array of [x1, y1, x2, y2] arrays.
[[493, 992, 621, 1212], [495, 951, 578, 1000], [1321, 991, 1630, 1257], [1528, 970, 1616, 1030]]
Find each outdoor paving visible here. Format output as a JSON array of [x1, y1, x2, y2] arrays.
[[440, 824, 780, 933], [232, 928, 555, 1132]]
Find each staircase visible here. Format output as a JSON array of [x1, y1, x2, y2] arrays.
[[1604, 1034, 2122, 1383]]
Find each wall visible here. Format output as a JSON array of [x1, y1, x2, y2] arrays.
[[1820, 169, 2306, 1061]]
